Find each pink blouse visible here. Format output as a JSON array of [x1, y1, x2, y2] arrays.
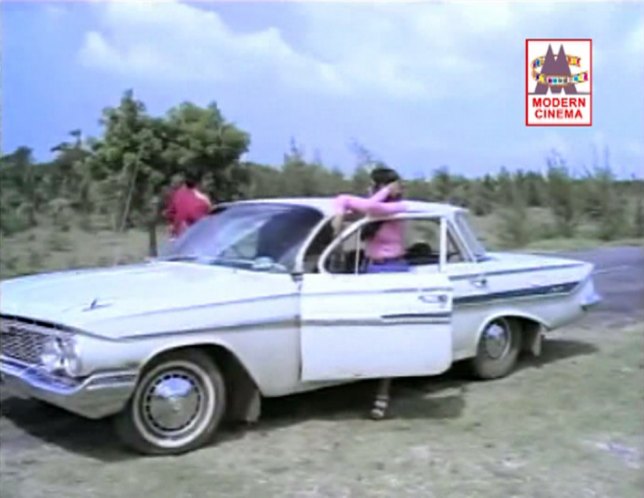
[[334, 185, 407, 260]]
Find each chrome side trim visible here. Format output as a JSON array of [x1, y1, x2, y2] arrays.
[[120, 317, 299, 340], [449, 263, 584, 281], [454, 281, 582, 307], [305, 315, 451, 327]]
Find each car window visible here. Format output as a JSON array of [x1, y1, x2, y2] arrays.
[[302, 220, 336, 273], [324, 222, 364, 274], [455, 211, 487, 261], [405, 218, 468, 265], [159, 204, 322, 272], [446, 229, 467, 263], [404, 219, 441, 266]]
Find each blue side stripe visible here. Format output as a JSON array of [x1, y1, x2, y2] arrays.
[[454, 281, 580, 305]]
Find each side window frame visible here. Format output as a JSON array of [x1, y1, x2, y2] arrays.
[[317, 213, 457, 275], [292, 215, 336, 274], [446, 217, 477, 264], [317, 220, 365, 275]]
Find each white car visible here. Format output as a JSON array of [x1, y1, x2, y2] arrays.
[[0, 198, 600, 455]]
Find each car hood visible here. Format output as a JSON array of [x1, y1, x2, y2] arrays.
[[0, 261, 296, 337]]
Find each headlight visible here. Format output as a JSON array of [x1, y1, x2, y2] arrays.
[[40, 336, 82, 377]]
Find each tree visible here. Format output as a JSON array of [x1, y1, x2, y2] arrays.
[[82, 92, 251, 230], [496, 166, 514, 205], [580, 147, 626, 240], [634, 195, 644, 238], [545, 150, 578, 237], [469, 179, 495, 216], [0, 146, 40, 226], [431, 166, 453, 201], [82, 90, 166, 229], [162, 101, 251, 202], [350, 166, 371, 195], [497, 183, 531, 248]]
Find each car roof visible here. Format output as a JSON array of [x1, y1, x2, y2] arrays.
[[228, 197, 465, 217]]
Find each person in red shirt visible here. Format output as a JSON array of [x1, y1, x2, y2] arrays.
[[164, 171, 213, 238]]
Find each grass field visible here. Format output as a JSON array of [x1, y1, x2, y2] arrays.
[[1, 321, 642, 498]]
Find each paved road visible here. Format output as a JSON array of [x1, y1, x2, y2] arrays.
[[1, 246, 642, 453], [542, 246, 644, 327]]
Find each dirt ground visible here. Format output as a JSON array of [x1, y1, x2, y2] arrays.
[[1, 247, 643, 498]]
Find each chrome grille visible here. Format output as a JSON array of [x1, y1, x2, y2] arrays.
[[0, 316, 66, 366]]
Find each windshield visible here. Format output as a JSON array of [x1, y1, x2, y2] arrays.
[[159, 203, 323, 272], [455, 211, 487, 260]]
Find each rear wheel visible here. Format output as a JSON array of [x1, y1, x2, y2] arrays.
[[115, 349, 226, 455], [470, 317, 520, 379]]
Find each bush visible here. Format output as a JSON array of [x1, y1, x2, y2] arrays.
[[0, 211, 30, 236], [27, 248, 43, 271], [47, 231, 70, 252], [95, 256, 111, 267], [545, 152, 578, 237], [497, 187, 531, 248], [634, 197, 644, 238], [77, 213, 93, 232]]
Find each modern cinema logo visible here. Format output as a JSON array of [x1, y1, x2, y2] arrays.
[[525, 39, 592, 126]]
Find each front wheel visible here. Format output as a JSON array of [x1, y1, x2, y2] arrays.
[[115, 349, 226, 455], [470, 317, 520, 380]]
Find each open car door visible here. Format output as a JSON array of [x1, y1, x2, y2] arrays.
[[299, 271, 453, 382]]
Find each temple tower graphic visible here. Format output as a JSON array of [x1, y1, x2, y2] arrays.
[[534, 44, 578, 95]]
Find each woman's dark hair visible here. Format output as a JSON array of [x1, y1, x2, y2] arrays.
[[184, 170, 200, 189], [371, 167, 400, 190], [361, 166, 402, 241]]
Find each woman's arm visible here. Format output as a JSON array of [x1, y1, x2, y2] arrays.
[[334, 184, 405, 216]]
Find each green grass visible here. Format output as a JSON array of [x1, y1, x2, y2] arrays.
[[0, 222, 166, 280], [1, 322, 642, 497]]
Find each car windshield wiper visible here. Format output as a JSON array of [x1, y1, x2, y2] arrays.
[[161, 255, 204, 262], [161, 255, 254, 267]]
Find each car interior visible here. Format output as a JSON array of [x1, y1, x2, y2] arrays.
[[302, 217, 466, 274]]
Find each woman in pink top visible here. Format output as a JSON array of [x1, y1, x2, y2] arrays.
[[333, 167, 408, 419], [334, 167, 408, 272]]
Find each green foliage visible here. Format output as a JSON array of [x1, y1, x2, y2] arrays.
[[0, 211, 31, 236], [27, 248, 43, 269], [47, 231, 71, 252], [49, 197, 73, 230], [469, 179, 495, 216], [633, 196, 644, 238], [545, 151, 578, 237], [430, 166, 453, 201], [405, 177, 434, 201], [497, 185, 532, 248], [579, 148, 627, 240]]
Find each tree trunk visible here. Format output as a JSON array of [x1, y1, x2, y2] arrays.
[[148, 219, 158, 258]]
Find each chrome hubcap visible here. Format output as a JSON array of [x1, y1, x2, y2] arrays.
[[142, 370, 204, 436], [483, 321, 510, 359]]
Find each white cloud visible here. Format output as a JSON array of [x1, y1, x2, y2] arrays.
[[78, 0, 346, 93], [77, 0, 639, 104]]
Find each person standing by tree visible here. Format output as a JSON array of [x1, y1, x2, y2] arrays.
[[332, 167, 408, 419], [164, 170, 213, 239]]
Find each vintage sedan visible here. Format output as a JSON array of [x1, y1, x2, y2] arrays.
[[0, 198, 601, 455]]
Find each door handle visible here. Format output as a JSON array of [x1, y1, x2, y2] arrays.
[[470, 276, 488, 288], [419, 294, 449, 304]]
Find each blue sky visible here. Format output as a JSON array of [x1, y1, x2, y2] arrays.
[[2, 0, 643, 178]]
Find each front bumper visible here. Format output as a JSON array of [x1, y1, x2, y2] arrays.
[[580, 279, 602, 311], [0, 357, 138, 419]]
